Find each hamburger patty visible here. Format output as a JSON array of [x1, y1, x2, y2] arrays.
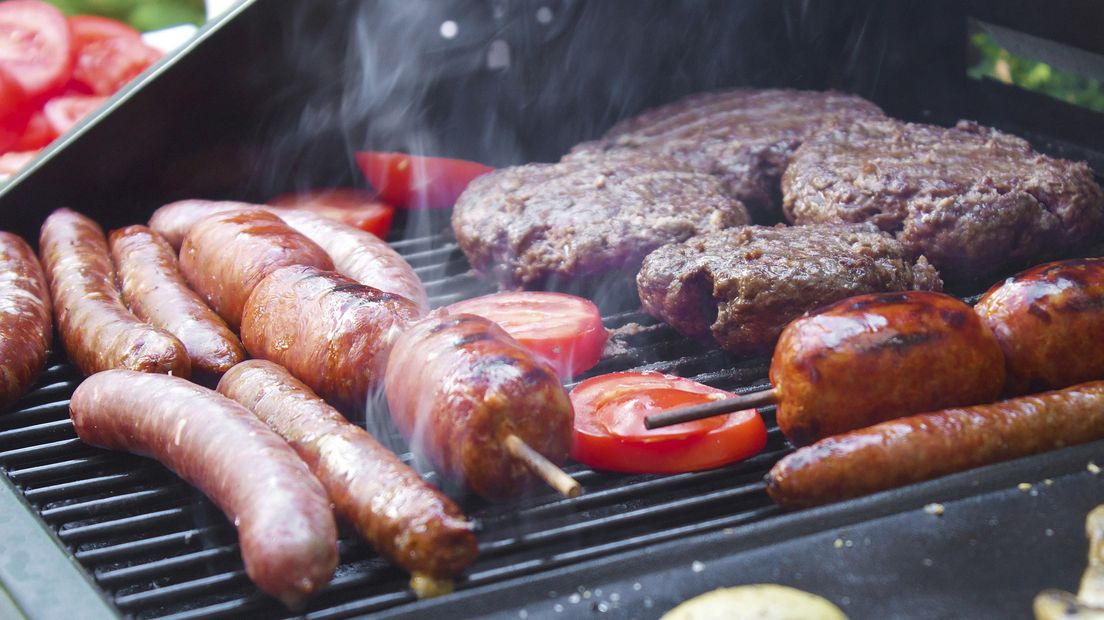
[[452, 149, 750, 290], [783, 118, 1104, 282], [636, 223, 943, 356], [571, 89, 883, 221]]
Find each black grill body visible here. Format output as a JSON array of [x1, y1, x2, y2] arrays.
[[1, 1, 1104, 618]]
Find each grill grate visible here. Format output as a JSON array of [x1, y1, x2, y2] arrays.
[[0, 228, 788, 619]]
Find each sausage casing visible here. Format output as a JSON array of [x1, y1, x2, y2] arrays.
[[109, 225, 244, 377], [179, 208, 333, 331], [771, 291, 1004, 446], [39, 209, 190, 377], [0, 232, 52, 410], [217, 360, 478, 580], [767, 380, 1104, 509], [240, 265, 420, 410], [70, 370, 338, 608], [384, 313, 573, 500], [148, 199, 256, 250], [975, 258, 1104, 395]]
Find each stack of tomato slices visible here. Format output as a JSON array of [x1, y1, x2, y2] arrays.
[[0, 0, 163, 177], [355, 151, 494, 209]]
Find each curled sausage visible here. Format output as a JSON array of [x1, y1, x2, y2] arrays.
[[384, 312, 574, 500], [217, 360, 478, 592], [70, 370, 338, 608], [39, 208, 189, 377], [0, 232, 52, 410], [109, 225, 244, 377], [771, 291, 1005, 446], [240, 265, 420, 410], [179, 208, 333, 331], [766, 380, 1104, 509], [148, 199, 256, 250], [975, 258, 1104, 395]]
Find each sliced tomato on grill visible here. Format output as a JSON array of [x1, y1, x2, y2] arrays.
[[268, 188, 396, 239], [570, 372, 768, 474], [446, 291, 608, 379], [71, 35, 161, 95], [355, 151, 493, 209], [0, 1, 72, 100], [43, 94, 105, 136]]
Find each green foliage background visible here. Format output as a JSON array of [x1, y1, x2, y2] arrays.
[[44, 0, 206, 32], [969, 31, 1104, 114]]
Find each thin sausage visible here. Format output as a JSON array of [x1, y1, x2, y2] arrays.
[[239, 265, 420, 410], [179, 208, 333, 331], [70, 370, 338, 608], [109, 225, 244, 377], [0, 232, 52, 410], [771, 291, 1005, 446], [39, 209, 189, 377], [217, 360, 478, 588], [767, 380, 1104, 509], [384, 312, 573, 500]]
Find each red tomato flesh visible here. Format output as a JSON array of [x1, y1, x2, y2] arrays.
[[72, 35, 161, 95], [0, 0, 72, 99], [43, 94, 104, 135], [11, 107, 52, 150], [268, 188, 396, 239], [570, 372, 768, 474], [0, 149, 39, 179], [355, 151, 493, 209], [69, 15, 140, 53], [446, 292, 608, 379]]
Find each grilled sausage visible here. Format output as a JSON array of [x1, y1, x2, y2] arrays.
[[277, 210, 429, 315], [109, 225, 244, 378], [267, 188, 394, 232], [179, 208, 333, 331], [39, 209, 190, 377], [70, 370, 338, 608], [148, 199, 259, 250], [975, 258, 1104, 395], [0, 232, 52, 410], [766, 380, 1104, 509], [384, 312, 573, 500], [771, 290, 1004, 446], [217, 360, 478, 590], [240, 265, 420, 410]]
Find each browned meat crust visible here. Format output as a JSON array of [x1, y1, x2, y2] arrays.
[[0, 232, 52, 410]]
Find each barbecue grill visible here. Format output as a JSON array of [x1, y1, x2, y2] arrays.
[[2, 1, 1104, 618]]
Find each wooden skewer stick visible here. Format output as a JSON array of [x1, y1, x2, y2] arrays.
[[644, 387, 779, 429], [504, 433, 582, 498]]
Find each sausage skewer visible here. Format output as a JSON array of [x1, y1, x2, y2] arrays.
[[0, 232, 52, 410], [645, 291, 1005, 446], [645, 388, 778, 429]]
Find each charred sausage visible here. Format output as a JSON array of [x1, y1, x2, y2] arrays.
[[975, 258, 1104, 395], [109, 225, 245, 377], [384, 312, 573, 500], [39, 209, 190, 377], [277, 210, 429, 315], [179, 208, 333, 331], [0, 232, 52, 410], [767, 380, 1104, 509], [239, 265, 420, 410], [217, 360, 478, 591], [771, 291, 1004, 446], [148, 199, 257, 250], [70, 370, 338, 608]]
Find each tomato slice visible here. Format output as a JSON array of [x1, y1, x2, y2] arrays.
[[0, 149, 39, 180], [72, 35, 161, 95], [355, 151, 494, 209], [69, 15, 140, 53], [12, 107, 53, 150], [42, 94, 104, 136], [570, 372, 768, 474], [446, 292, 608, 379], [0, 1, 72, 100], [268, 188, 396, 239]]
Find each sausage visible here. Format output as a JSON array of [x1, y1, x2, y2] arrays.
[[217, 360, 478, 589], [771, 290, 1005, 446], [384, 312, 573, 500], [267, 188, 394, 232], [240, 265, 420, 410], [70, 370, 338, 608], [39, 209, 190, 377], [766, 380, 1104, 509], [975, 258, 1104, 395], [0, 232, 52, 410], [148, 199, 257, 250], [109, 225, 245, 377], [178, 208, 333, 331], [277, 210, 429, 315]]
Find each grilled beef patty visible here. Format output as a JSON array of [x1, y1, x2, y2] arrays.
[[571, 89, 883, 222], [783, 118, 1104, 282], [636, 223, 943, 355], [452, 149, 750, 290]]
